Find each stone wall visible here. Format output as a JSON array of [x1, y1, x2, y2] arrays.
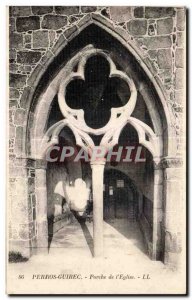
[[9, 5, 185, 161], [9, 6, 186, 259]]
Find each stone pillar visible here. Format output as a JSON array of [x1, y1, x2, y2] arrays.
[[91, 160, 105, 257], [162, 157, 184, 269], [35, 159, 48, 254], [9, 157, 33, 258], [152, 161, 163, 260]]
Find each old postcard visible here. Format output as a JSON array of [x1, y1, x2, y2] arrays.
[[7, 6, 187, 294]]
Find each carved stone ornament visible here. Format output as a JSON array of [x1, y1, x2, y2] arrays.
[[40, 45, 160, 159]]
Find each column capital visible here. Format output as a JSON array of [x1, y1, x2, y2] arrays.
[[153, 157, 162, 170], [90, 159, 106, 168], [153, 157, 183, 170], [35, 159, 47, 169], [161, 157, 183, 169], [14, 157, 36, 168]]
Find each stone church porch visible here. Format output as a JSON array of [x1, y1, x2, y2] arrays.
[[8, 6, 185, 275]]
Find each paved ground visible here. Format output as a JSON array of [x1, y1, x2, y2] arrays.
[[7, 218, 186, 294], [49, 218, 148, 261]]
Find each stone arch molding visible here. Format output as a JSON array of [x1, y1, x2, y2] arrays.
[[32, 46, 159, 160], [27, 12, 176, 160], [22, 14, 177, 262]]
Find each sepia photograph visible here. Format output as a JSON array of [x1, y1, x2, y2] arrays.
[[6, 5, 187, 295]]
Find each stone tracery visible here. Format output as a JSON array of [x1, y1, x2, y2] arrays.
[[37, 45, 162, 258], [40, 46, 159, 160]]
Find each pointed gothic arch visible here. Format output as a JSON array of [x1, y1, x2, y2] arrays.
[[14, 12, 181, 264], [17, 12, 177, 160]]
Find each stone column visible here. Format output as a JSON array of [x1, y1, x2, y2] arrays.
[[162, 157, 184, 269], [35, 159, 48, 254], [91, 160, 105, 257], [9, 157, 33, 258], [152, 161, 163, 260]]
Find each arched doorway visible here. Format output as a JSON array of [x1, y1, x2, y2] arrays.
[[19, 14, 181, 266], [35, 48, 162, 260], [32, 50, 161, 259]]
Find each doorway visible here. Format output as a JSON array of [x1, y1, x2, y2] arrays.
[[104, 169, 138, 221]]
